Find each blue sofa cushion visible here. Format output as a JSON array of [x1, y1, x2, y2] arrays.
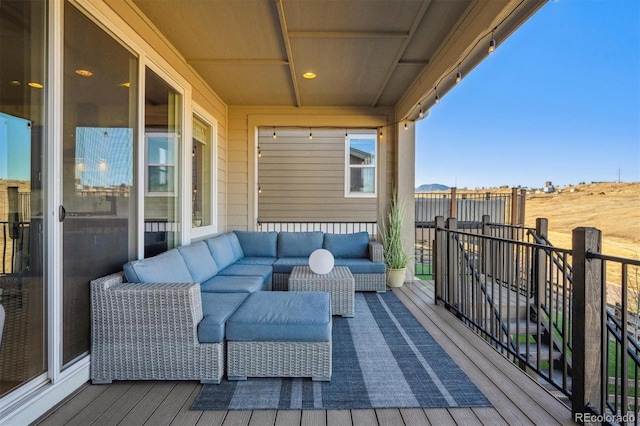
[[234, 231, 278, 257], [206, 234, 241, 270], [198, 292, 249, 343], [226, 291, 331, 342], [123, 249, 193, 283], [200, 275, 265, 293], [218, 264, 273, 283], [272, 257, 309, 274], [235, 257, 277, 266], [277, 231, 323, 258], [227, 232, 245, 259], [178, 241, 218, 282], [334, 258, 386, 274], [323, 232, 370, 258]]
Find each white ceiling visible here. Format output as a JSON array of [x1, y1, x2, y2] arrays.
[[128, 0, 544, 115]]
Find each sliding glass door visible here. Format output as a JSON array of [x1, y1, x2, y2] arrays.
[[61, 3, 138, 366]]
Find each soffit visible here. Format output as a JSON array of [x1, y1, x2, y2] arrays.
[[127, 0, 544, 114]]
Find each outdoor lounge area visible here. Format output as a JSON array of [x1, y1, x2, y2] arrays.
[[37, 280, 574, 425], [1, 0, 586, 424]]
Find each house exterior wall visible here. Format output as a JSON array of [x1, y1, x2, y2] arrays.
[[227, 106, 396, 231]]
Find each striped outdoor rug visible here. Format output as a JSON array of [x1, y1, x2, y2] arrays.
[[192, 291, 491, 410]]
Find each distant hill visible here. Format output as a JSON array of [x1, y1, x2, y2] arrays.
[[415, 183, 450, 192]]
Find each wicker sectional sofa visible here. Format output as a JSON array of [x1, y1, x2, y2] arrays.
[[90, 231, 385, 384]]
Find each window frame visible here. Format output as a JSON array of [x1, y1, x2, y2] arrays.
[[344, 133, 377, 198], [189, 107, 218, 238], [144, 131, 178, 196]]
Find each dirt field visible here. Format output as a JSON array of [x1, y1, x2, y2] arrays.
[[523, 182, 639, 259]]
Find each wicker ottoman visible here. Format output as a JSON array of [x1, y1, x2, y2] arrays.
[[226, 291, 332, 381], [289, 266, 355, 317]]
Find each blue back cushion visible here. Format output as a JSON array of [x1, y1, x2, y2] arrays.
[[323, 232, 370, 258], [178, 241, 219, 282], [206, 234, 240, 270], [277, 231, 323, 258], [227, 233, 244, 259], [234, 231, 278, 257], [123, 249, 193, 283]]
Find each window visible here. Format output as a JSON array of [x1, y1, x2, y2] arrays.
[[191, 113, 216, 231], [145, 132, 177, 195], [345, 134, 377, 197]]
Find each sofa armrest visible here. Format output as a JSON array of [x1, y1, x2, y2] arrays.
[[368, 241, 383, 263], [90, 272, 203, 346]]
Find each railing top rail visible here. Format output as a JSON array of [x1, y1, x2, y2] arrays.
[[587, 251, 640, 265], [486, 222, 536, 232], [435, 226, 573, 254], [258, 220, 377, 224]]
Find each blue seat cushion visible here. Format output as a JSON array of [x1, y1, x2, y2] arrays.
[[323, 232, 369, 258], [234, 231, 278, 257], [218, 264, 273, 283], [206, 234, 242, 270], [178, 241, 219, 282], [123, 249, 193, 283], [272, 257, 309, 274], [200, 275, 265, 293], [235, 257, 277, 266], [227, 291, 331, 342], [334, 258, 386, 274], [198, 292, 249, 343], [277, 231, 323, 258]]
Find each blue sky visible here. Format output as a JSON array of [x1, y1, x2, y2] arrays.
[[415, 0, 640, 189]]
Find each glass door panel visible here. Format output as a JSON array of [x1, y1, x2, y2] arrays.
[[61, 3, 138, 365], [0, 0, 47, 397], [144, 69, 182, 257]]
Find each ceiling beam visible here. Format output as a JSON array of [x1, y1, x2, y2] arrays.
[[370, 0, 432, 108], [288, 31, 408, 38], [275, 0, 301, 107], [187, 59, 289, 65]]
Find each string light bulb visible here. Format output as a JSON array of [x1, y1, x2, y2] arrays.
[[434, 87, 440, 104], [273, 128, 277, 139], [488, 31, 496, 53], [309, 130, 313, 139], [345, 129, 348, 140], [258, 146, 262, 158], [456, 66, 462, 83], [419, 108, 424, 118], [379, 128, 383, 137], [258, 185, 262, 194], [404, 123, 408, 130]]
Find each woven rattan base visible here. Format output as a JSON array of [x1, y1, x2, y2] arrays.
[[227, 340, 332, 381]]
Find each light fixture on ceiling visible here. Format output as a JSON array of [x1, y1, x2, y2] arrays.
[[9, 80, 21, 86], [28, 82, 43, 89], [75, 69, 93, 77], [488, 31, 496, 53], [302, 72, 316, 79]]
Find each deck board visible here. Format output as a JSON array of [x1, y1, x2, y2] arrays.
[[35, 280, 574, 426]]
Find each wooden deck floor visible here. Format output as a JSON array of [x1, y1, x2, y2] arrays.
[[36, 281, 575, 426]]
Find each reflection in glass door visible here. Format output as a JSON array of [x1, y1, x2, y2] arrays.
[[61, 3, 138, 365], [0, 0, 47, 397], [144, 68, 182, 257]]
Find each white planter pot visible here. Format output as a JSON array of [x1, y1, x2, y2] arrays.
[[386, 268, 406, 288]]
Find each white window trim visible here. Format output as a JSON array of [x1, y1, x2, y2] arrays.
[[344, 133, 377, 198], [190, 106, 218, 239]]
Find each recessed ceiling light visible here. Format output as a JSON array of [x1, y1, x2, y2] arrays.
[[9, 80, 21, 86], [302, 72, 316, 79], [75, 69, 93, 77], [28, 82, 44, 89]]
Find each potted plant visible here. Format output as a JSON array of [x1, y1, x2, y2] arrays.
[[381, 191, 410, 287]]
